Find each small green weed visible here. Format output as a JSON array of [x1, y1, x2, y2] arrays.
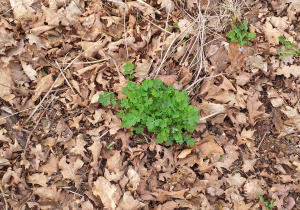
[[106, 146, 113, 150], [278, 36, 300, 60], [99, 79, 200, 146], [258, 193, 274, 210], [98, 92, 117, 106], [123, 61, 134, 80], [117, 34, 121, 39], [173, 23, 179, 29], [41, 72, 47, 76], [227, 20, 256, 46]]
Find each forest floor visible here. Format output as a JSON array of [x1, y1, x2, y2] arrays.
[[0, 0, 300, 209]]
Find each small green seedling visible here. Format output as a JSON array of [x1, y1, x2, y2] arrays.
[[173, 23, 179, 29], [106, 146, 113, 150], [278, 36, 300, 60], [138, 16, 143, 22], [258, 193, 274, 210], [99, 79, 200, 146], [41, 72, 47, 76], [227, 20, 256, 46], [181, 34, 190, 44], [123, 61, 134, 80], [117, 34, 121, 39], [221, 155, 225, 160], [98, 92, 116, 106]]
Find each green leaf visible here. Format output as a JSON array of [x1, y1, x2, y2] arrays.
[[98, 94, 110, 106], [173, 23, 179, 29], [123, 61, 134, 76], [227, 20, 256, 46], [115, 79, 200, 146]]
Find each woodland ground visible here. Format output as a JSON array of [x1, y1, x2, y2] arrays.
[[0, 0, 300, 209]]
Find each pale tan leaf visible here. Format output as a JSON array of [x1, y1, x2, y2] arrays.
[[177, 149, 192, 159], [27, 173, 49, 187], [93, 176, 121, 209], [32, 74, 53, 101]]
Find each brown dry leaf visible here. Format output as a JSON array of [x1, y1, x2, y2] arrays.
[[42, 5, 69, 26], [247, 92, 265, 125], [87, 140, 102, 173], [32, 74, 54, 101], [198, 101, 227, 123], [39, 153, 58, 176], [70, 134, 88, 160], [244, 179, 266, 199], [228, 42, 245, 71], [2, 167, 22, 188], [263, 21, 281, 45], [115, 131, 130, 152], [209, 46, 230, 71], [242, 158, 257, 173], [177, 149, 192, 159], [0, 69, 15, 101], [204, 169, 224, 196], [117, 191, 145, 210], [87, 109, 103, 125], [113, 75, 127, 100], [127, 166, 140, 192], [133, 59, 152, 79], [77, 38, 110, 58], [26, 33, 45, 50], [246, 55, 267, 73], [157, 75, 177, 86], [215, 140, 240, 173], [281, 106, 300, 132], [226, 173, 246, 188], [233, 200, 253, 210], [10, 0, 35, 19], [27, 173, 49, 187], [237, 128, 256, 146], [69, 113, 83, 130], [58, 156, 84, 188], [276, 65, 300, 78], [33, 185, 60, 201], [64, 1, 83, 23], [93, 176, 121, 209], [196, 135, 224, 163], [152, 188, 189, 202], [0, 157, 10, 166], [103, 110, 122, 135], [20, 60, 37, 81]]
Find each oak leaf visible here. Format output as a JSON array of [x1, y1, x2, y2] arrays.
[[93, 176, 121, 210], [58, 156, 84, 188]]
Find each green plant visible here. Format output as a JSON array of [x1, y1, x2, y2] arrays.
[[98, 92, 117, 106], [226, 20, 256, 46], [41, 71, 47, 76], [258, 193, 274, 210], [173, 23, 179, 29], [106, 146, 113, 150], [123, 61, 134, 79], [117, 34, 121, 39], [278, 36, 300, 60], [99, 79, 200, 146]]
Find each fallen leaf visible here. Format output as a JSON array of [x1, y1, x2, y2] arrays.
[[276, 65, 300, 78], [177, 149, 192, 159], [247, 92, 265, 125], [117, 191, 145, 210], [93, 176, 121, 209], [27, 173, 49, 187], [58, 156, 84, 188], [157, 75, 177, 86], [32, 74, 54, 101]]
